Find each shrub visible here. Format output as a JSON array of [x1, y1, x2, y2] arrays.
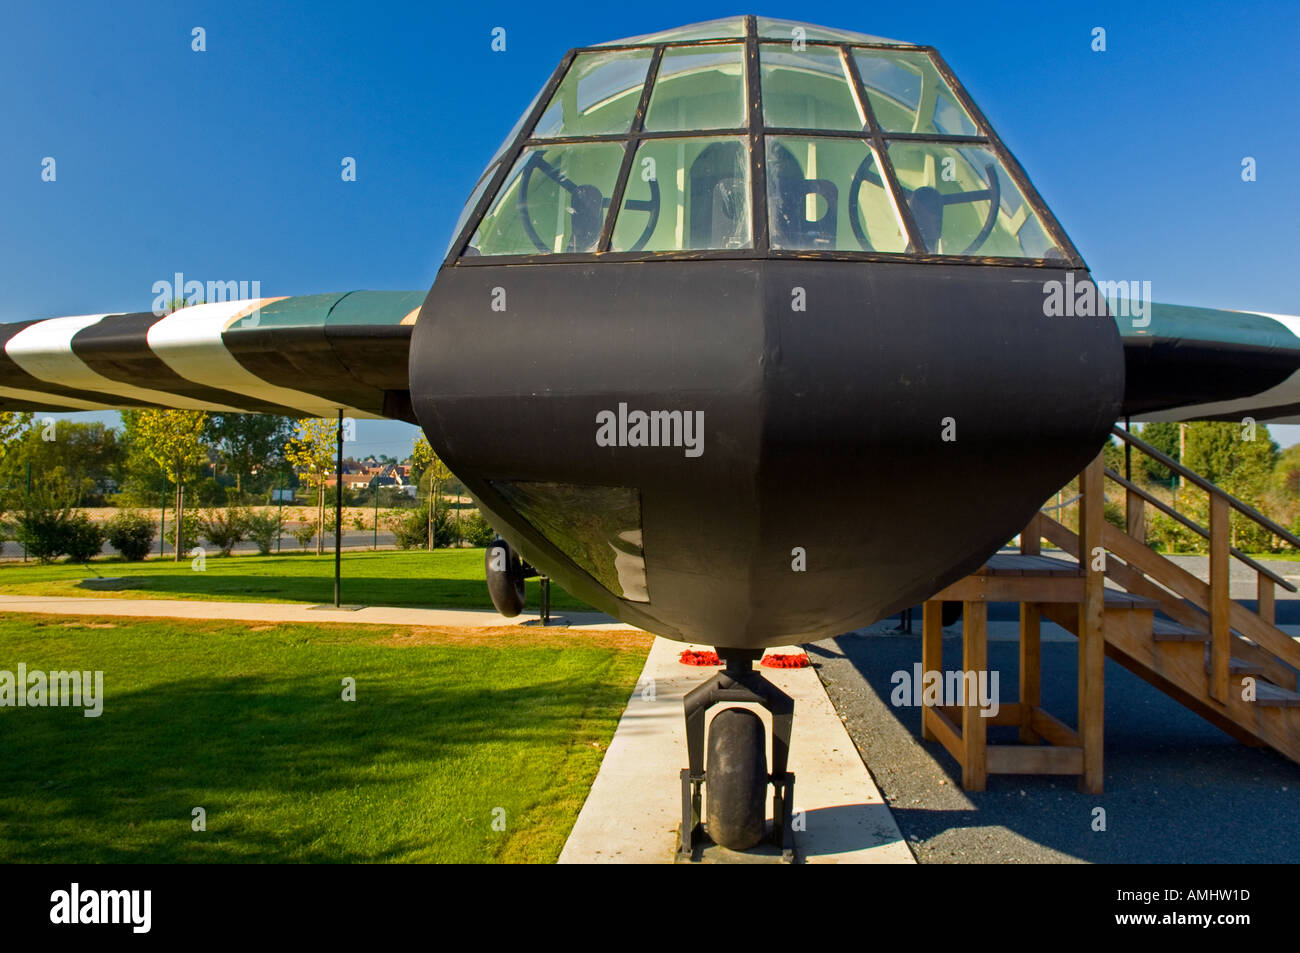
[[292, 521, 317, 550], [64, 513, 106, 563], [15, 505, 73, 563], [199, 507, 250, 556], [14, 506, 104, 563], [461, 510, 496, 547], [394, 505, 456, 549], [1146, 510, 1202, 554], [244, 510, 281, 555], [106, 510, 156, 561], [164, 512, 200, 553]]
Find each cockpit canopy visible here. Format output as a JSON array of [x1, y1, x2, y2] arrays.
[[447, 16, 1076, 265]]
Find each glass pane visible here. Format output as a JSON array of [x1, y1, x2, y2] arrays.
[[612, 137, 751, 252], [533, 49, 655, 139], [760, 44, 865, 131], [597, 17, 746, 46], [469, 142, 626, 256], [643, 44, 747, 132], [447, 162, 497, 258], [766, 136, 906, 252], [886, 142, 1060, 257], [758, 17, 904, 46], [852, 49, 978, 135]]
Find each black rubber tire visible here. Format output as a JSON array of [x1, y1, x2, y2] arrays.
[[942, 600, 963, 627], [485, 538, 526, 617], [705, 707, 768, 850]]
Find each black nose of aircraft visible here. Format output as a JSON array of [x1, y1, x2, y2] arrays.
[[410, 15, 1123, 648]]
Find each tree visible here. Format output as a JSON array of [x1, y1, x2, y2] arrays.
[[1183, 421, 1278, 493], [1183, 421, 1280, 550], [0, 420, 124, 508], [1137, 422, 1182, 485], [132, 410, 211, 561], [284, 418, 337, 555], [0, 412, 32, 456], [411, 435, 451, 550], [205, 414, 292, 495], [1274, 444, 1300, 497]]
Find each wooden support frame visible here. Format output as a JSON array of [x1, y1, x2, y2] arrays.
[[1259, 575, 1275, 626], [1019, 602, 1041, 744], [961, 599, 988, 790], [1077, 452, 1105, 794], [921, 601, 943, 743], [919, 452, 1106, 793], [1209, 493, 1231, 704]]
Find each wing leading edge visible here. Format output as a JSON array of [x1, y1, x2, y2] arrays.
[[1119, 302, 1300, 423], [0, 291, 424, 422]]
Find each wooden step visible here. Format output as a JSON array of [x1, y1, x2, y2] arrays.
[[982, 553, 1080, 576], [1103, 590, 1160, 611], [1201, 645, 1271, 677], [1152, 619, 1211, 642], [1257, 682, 1300, 708]]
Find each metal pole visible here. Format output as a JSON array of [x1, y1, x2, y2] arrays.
[[1179, 422, 1186, 490], [23, 462, 30, 561], [276, 470, 284, 553], [159, 476, 166, 558], [334, 410, 343, 607], [373, 478, 379, 550]]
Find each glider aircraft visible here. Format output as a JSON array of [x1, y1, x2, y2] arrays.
[[5, 16, 1296, 855]]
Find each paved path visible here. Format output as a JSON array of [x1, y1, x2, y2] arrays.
[[0, 594, 631, 631], [558, 637, 913, 864]]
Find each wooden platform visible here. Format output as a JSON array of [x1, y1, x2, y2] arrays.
[[920, 437, 1300, 793], [922, 469, 1107, 793]]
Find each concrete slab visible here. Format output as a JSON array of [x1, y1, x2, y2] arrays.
[[0, 594, 630, 631], [558, 637, 914, 864]]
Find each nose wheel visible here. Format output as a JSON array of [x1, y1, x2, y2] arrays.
[[679, 649, 796, 862]]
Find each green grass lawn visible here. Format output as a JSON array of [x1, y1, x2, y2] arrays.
[[0, 548, 593, 612], [0, 613, 650, 862]]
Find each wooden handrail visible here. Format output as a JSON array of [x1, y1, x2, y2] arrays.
[[1104, 467, 1297, 592], [1034, 507, 1300, 675], [1111, 425, 1300, 549]]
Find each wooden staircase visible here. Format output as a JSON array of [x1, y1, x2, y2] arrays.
[[922, 425, 1300, 792]]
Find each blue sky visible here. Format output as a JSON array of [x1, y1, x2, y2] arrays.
[[2, 0, 1298, 454]]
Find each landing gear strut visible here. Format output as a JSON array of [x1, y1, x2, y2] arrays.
[[678, 648, 796, 862]]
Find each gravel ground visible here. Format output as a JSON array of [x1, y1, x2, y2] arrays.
[[810, 624, 1300, 863]]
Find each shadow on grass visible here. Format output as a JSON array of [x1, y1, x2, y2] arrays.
[[0, 666, 629, 863], [63, 572, 591, 612]]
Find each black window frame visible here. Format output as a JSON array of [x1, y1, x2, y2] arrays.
[[447, 15, 1084, 270]]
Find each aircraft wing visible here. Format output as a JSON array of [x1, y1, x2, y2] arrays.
[[0, 291, 423, 422], [1120, 302, 1300, 424]]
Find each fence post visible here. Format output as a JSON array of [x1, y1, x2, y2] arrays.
[[1209, 494, 1230, 703], [1126, 488, 1144, 542], [1258, 574, 1275, 626], [1077, 451, 1105, 794]]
